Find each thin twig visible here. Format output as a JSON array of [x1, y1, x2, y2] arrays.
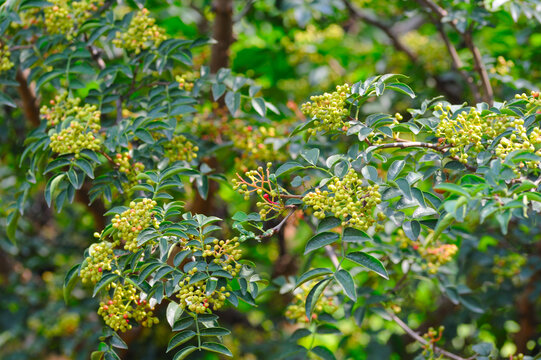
[[256, 208, 296, 241], [434, 22, 481, 103], [386, 310, 473, 360], [234, 0, 255, 22], [324, 245, 340, 268]]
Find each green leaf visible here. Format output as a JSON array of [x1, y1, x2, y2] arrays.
[[251, 97, 266, 117], [346, 252, 388, 279], [296, 268, 334, 288], [36, 69, 64, 91], [200, 342, 233, 357], [342, 227, 371, 243], [44, 157, 72, 174], [166, 301, 184, 328], [0, 93, 17, 108], [304, 232, 339, 255], [212, 83, 226, 100], [225, 91, 240, 115], [311, 345, 337, 360], [301, 148, 320, 166], [74, 158, 94, 179], [433, 183, 470, 198], [387, 159, 405, 181], [134, 128, 154, 144], [361, 165, 378, 182], [63, 263, 80, 303], [385, 82, 416, 98], [275, 161, 304, 177], [91, 351, 105, 360], [317, 217, 341, 232], [166, 330, 196, 352], [172, 346, 197, 360], [200, 327, 231, 336], [93, 273, 119, 297], [45, 174, 65, 207], [305, 278, 331, 321], [173, 317, 194, 331], [335, 269, 356, 301], [110, 333, 128, 349]]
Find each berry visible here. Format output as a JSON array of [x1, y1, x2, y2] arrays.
[[111, 198, 159, 252], [112, 8, 167, 54], [163, 134, 198, 162], [301, 83, 351, 135], [0, 45, 14, 73]]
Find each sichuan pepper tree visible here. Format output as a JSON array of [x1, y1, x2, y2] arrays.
[[1, 1, 541, 359]]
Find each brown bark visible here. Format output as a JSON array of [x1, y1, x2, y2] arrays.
[[210, 0, 234, 73], [16, 69, 40, 127]]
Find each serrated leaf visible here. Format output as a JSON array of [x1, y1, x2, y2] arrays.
[[167, 301, 184, 328], [346, 252, 388, 279], [317, 217, 341, 232], [305, 278, 331, 321], [251, 97, 266, 117], [275, 162, 303, 177], [387, 160, 405, 181], [63, 263, 80, 303], [296, 268, 334, 288], [311, 345, 337, 360], [335, 269, 356, 301], [172, 346, 197, 360], [200, 342, 233, 357], [167, 330, 196, 352], [173, 317, 194, 331], [93, 273, 119, 297], [74, 158, 94, 179], [200, 327, 231, 336], [342, 227, 371, 243], [304, 232, 339, 255], [385, 82, 415, 98]]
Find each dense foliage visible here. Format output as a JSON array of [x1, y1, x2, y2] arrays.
[[1, 1, 541, 359]]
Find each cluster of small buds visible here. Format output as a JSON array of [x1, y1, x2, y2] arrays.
[[285, 282, 338, 323], [80, 240, 116, 284], [113, 8, 167, 54], [303, 169, 383, 231], [0, 45, 13, 73], [435, 104, 510, 164], [177, 267, 231, 313], [495, 125, 541, 170], [41, 94, 84, 127], [515, 91, 541, 113], [44, 0, 102, 39], [115, 152, 145, 187], [490, 56, 514, 76], [47, 100, 102, 156], [281, 24, 344, 65], [98, 282, 159, 332], [111, 199, 160, 252], [393, 112, 403, 125], [164, 134, 199, 162], [175, 73, 197, 91], [233, 164, 287, 220], [301, 83, 351, 135], [229, 124, 285, 172], [203, 237, 243, 276], [417, 243, 458, 274], [42, 312, 81, 337], [421, 326, 444, 359], [10, 9, 41, 29], [492, 253, 526, 284]]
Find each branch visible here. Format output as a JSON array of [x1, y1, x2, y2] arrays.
[[415, 0, 493, 104], [324, 245, 340, 268], [386, 310, 473, 360], [234, 0, 255, 23], [342, 0, 418, 63], [434, 22, 481, 103], [256, 208, 296, 241]]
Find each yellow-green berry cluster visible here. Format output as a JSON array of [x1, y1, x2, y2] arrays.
[[175, 73, 197, 91], [41, 93, 82, 127], [229, 124, 285, 172], [490, 56, 514, 76], [164, 134, 198, 162], [177, 267, 231, 313], [0, 45, 13, 73], [418, 243, 458, 274], [285, 282, 337, 323], [98, 282, 159, 332], [80, 240, 116, 284], [113, 8, 167, 54], [516, 91, 541, 113], [203, 237, 243, 276], [44, 0, 102, 39], [492, 253, 526, 284], [303, 168, 383, 231], [48, 101, 102, 156], [434, 104, 541, 166], [301, 83, 351, 135], [111, 199, 160, 252], [233, 164, 285, 220], [115, 152, 145, 187]]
